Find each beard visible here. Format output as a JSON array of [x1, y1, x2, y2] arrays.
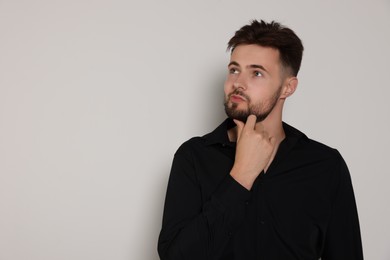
[[224, 87, 282, 123]]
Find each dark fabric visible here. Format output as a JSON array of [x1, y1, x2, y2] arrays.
[[158, 118, 363, 260]]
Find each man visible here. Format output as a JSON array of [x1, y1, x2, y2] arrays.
[[158, 20, 363, 260]]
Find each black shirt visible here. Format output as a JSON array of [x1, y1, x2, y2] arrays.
[[158, 119, 363, 260]]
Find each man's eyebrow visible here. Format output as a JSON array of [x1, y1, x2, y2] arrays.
[[249, 64, 268, 73], [228, 61, 240, 67], [228, 61, 268, 73]]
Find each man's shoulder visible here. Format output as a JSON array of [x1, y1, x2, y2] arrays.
[[175, 136, 208, 156], [305, 137, 336, 151], [285, 122, 343, 161], [175, 119, 230, 155], [298, 135, 343, 162]]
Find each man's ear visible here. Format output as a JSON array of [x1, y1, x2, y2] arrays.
[[280, 77, 298, 99]]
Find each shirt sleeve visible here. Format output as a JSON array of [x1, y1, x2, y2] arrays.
[[322, 152, 364, 259], [158, 148, 251, 260]]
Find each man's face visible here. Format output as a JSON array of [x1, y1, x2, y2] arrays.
[[224, 44, 285, 122]]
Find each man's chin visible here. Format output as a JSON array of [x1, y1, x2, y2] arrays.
[[224, 103, 251, 122], [226, 112, 269, 123], [225, 111, 250, 123]]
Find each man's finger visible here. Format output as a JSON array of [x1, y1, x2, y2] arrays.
[[243, 115, 257, 132], [233, 119, 244, 141]]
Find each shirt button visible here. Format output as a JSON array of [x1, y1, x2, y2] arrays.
[[245, 201, 249, 205], [222, 143, 226, 147], [260, 220, 265, 225]]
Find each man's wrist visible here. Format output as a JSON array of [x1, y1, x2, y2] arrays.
[[230, 168, 257, 190]]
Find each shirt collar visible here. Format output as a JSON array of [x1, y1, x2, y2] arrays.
[[203, 118, 308, 147], [203, 118, 235, 146]]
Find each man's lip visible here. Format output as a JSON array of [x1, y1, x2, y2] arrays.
[[230, 94, 246, 102]]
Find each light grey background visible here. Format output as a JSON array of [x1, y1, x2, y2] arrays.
[[0, 0, 389, 259]]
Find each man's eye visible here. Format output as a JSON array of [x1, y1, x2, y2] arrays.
[[229, 68, 239, 74], [254, 71, 262, 77]]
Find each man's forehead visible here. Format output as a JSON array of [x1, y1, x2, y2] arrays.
[[230, 44, 280, 60], [229, 44, 281, 71], [230, 45, 280, 68]]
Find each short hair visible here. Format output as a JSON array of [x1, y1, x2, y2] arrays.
[[227, 20, 304, 76]]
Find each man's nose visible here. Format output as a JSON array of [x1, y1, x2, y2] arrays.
[[233, 78, 246, 90]]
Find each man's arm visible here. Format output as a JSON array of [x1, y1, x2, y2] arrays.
[[158, 148, 250, 260], [322, 153, 364, 259], [158, 115, 275, 259]]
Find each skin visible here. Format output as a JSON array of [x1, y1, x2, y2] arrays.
[[224, 44, 298, 190]]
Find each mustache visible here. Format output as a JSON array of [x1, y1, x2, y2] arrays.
[[228, 90, 251, 101]]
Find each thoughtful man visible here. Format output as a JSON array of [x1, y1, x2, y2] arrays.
[[158, 20, 363, 260]]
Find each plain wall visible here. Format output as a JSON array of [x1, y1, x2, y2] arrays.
[[1, 0, 389, 259]]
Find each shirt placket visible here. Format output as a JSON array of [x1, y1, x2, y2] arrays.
[[254, 172, 267, 260]]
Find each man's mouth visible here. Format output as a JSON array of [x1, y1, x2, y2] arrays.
[[230, 94, 247, 103]]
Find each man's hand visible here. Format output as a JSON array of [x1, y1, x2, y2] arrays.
[[230, 115, 276, 190]]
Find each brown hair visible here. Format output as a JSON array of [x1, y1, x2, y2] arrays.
[[227, 20, 304, 76]]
